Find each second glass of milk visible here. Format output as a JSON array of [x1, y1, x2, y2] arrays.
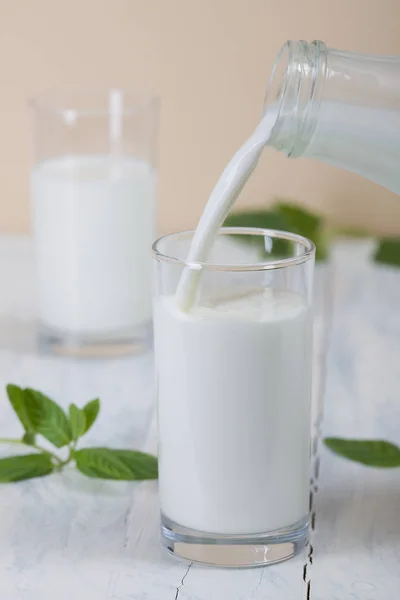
[[31, 89, 158, 356], [153, 228, 315, 567]]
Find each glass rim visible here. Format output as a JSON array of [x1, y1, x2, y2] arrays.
[[152, 227, 315, 272], [29, 87, 159, 117]]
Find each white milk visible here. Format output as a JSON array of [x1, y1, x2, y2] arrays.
[[157, 105, 314, 535], [32, 155, 156, 335], [175, 110, 278, 310], [156, 289, 312, 534], [303, 103, 400, 194]]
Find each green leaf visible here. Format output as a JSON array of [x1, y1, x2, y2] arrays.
[[324, 437, 400, 467], [275, 201, 328, 261], [74, 447, 158, 480], [22, 432, 36, 445], [6, 384, 35, 433], [224, 209, 288, 231], [223, 202, 329, 261], [69, 404, 86, 442], [373, 238, 400, 267], [23, 389, 72, 448], [7, 385, 71, 447], [224, 209, 291, 258], [275, 201, 322, 238], [314, 239, 329, 262], [82, 399, 100, 434], [0, 453, 54, 482], [331, 225, 371, 239]]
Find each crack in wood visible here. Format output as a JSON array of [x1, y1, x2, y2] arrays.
[[174, 563, 192, 600], [308, 544, 314, 559], [106, 571, 120, 600], [123, 504, 134, 548], [304, 263, 336, 600], [314, 456, 320, 480], [249, 568, 265, 599], [311, 512, 316, 531]]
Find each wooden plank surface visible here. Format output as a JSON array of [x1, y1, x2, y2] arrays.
[[312, 241, 400, 600], [0, 237, 398, 599]]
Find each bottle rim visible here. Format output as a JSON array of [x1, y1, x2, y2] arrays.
[[263, 40, 327, 157]]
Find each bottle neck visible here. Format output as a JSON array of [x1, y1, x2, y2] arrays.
[[263, 40, 327, 157], [263, 40, 400, 195]]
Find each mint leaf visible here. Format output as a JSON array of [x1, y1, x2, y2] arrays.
[[7, 386, 71, 448], [275, 201, 328, 261], [22, 432, 36, 445], [324, 438, 400, 467], [82, 399, 100, 434], [0, 453, 54, 482], [74, 448, 158, 480], [224, 209, 288, 231], [69, 404, 86, 442], [6, 384, 35, 433], [275, 201, 322, 238], [332, 225, 371, 238], [24, 389, 72, 448], [374, 238, 400, 267], [224, 209, 291, 258], [223, 202, 328, 261]]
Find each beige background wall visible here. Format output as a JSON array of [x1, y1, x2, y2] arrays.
[[0, 0, 400, 235]]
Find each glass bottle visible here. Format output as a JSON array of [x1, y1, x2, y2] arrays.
[[263, 40, 400, 194]]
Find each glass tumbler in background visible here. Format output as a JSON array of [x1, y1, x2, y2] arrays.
[[31, 89, 158, 357], [153, 228, 315, 568]]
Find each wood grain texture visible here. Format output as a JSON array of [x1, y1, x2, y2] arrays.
[[1, 237, 398, 599], [313, 241, 400, 600]]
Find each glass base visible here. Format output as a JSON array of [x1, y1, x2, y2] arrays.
[[37, 321, 152, 358], [161, 513, 309, 568]]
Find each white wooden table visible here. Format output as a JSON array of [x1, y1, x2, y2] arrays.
[[0, 236, 399, 600]]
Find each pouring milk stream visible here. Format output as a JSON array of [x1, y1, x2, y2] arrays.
[[175, 40, 400, 310]]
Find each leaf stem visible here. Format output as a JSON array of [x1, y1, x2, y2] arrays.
[[0, 437, 65, 467]]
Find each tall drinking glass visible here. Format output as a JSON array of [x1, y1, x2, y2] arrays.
[[153, 228, 315, 567], [31, 89, 158, 356]]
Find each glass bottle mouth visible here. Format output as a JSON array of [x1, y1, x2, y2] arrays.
[[263, 40, 327, 157]]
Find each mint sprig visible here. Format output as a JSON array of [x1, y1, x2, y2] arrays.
[[0, 385, 158, 483]]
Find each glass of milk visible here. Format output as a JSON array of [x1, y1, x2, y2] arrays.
[[153, 227, 315, 567], [31, 89, 158, 356]]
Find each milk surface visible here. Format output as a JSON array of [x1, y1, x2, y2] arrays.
[[32, 155, 156, 335], [156, 290, 312, 534]]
